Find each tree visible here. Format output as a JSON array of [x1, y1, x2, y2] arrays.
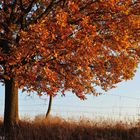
[[0, 0, 140, 129], [45, 95, 53, 118]]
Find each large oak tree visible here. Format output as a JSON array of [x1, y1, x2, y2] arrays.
[[0, 0, 140, 128]]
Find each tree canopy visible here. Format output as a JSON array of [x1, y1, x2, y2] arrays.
[[0, 0, 140, 99]]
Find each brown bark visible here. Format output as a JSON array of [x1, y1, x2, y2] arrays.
[[45, 95, 53, 118], [4, 78, 19, 130]]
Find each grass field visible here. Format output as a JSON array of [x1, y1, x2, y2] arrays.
[[0, 116, 140, 140]]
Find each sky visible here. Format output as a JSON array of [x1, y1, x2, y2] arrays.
[[0, 65, 140, 121]]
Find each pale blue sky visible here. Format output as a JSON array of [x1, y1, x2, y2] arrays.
[[0, 65, 140, 121]]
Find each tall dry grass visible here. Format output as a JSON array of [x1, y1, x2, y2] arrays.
[[0, 115, 140, 140]]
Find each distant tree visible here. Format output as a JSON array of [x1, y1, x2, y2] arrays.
[[0, 0, 140, 129], [45, 95, 53, 119]]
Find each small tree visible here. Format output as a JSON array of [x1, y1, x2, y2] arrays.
[[0, 0, 140, 129], [45, 95, 53, 118]]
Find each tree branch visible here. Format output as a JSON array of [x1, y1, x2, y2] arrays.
[[24, 0, 35, 14], [28, 0, 63, 25], [19, 0, 25, 11], [79, 0, 99, 12], [9, 0, 17, 22], [34, 0, 56, 21]]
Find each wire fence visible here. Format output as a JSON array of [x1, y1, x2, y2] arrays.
[[0, 94, 140, 121]]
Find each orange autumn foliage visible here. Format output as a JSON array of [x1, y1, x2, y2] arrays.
[[0, 0, 140, 99]]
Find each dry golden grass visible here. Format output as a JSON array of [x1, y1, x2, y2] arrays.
[[0, 116, 140, 140]]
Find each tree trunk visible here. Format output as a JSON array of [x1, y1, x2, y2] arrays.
[[4, 78, 19, 130], [45, 95, 53, 118]]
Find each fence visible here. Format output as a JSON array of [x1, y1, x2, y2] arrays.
[[0, 93, 140, 121]]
